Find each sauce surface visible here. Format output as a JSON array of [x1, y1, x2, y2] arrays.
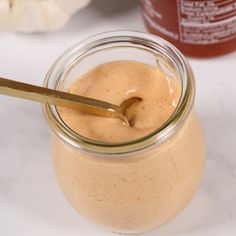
[[58, 60, 181, 142]]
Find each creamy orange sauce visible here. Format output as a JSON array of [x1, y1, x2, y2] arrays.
[[58, 60, 181, 142]]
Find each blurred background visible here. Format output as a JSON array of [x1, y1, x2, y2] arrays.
[[0, 1, 236, 236]]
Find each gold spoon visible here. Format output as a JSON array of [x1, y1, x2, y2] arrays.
[[0, 77, 140, 125]]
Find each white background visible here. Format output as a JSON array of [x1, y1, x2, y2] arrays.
[[0, 1, 236, 235]]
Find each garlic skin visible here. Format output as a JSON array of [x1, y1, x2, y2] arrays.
[[0, 0, 91, 33]]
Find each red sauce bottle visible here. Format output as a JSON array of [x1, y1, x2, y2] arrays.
[[140, 0, 236, 57]]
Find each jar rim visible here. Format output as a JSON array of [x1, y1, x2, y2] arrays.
[[42, 30, 195, 156]]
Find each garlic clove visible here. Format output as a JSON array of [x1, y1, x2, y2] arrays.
[[0, 0, 92, 33], [56, 0, 92, 15]]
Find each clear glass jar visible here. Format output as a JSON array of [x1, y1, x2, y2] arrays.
[[43, 31, 206, 234]]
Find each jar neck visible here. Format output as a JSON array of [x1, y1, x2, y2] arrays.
[[43, 31, 195, 157]]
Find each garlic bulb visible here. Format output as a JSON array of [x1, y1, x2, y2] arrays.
[[0, 0, 91, 33]]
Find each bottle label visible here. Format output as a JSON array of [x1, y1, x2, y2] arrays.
[[177, 0, 236, 44], [141, 0, 236, 44], [141, 0, 179, 40]]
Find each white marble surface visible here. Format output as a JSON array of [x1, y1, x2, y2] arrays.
[[0, 1, 236, 235]]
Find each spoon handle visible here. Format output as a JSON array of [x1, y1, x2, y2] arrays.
[[0, 77, 122, 119]]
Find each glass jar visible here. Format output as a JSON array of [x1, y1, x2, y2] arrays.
[[43, 31, 206, 234], [140, 0, 236, 57]]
